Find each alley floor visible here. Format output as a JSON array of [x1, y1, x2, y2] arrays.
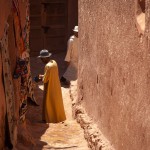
[[16, 52, 89, 150]]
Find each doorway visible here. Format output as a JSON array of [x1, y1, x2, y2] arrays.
[[29, 0, 78, 56]]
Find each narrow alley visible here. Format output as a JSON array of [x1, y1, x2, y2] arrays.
[[1, 0, 150, 150], [16, 52, 89, 150]]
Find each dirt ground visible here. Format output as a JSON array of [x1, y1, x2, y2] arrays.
[[16, 52, 89, 150]]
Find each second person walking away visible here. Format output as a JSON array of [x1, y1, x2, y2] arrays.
[[60, 26, 79, 85]]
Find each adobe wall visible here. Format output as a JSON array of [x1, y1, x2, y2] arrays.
[[0, 51, 6, 150], [78, 0, 150, 149], [0, 1, 11, 149], [0, 0, 28, 148]]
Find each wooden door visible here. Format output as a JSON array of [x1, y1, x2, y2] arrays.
[[30, 0, 68, 56], [30, 0, 42, 56]]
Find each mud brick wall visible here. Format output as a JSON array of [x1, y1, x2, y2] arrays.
[[0, 51, 6, 150], [0, 1, 11, 149], [0, 0, 28, 148], [78, 0, 150, 149]]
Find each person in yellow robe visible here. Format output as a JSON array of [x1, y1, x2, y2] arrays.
[[38, 49, 66, 123]]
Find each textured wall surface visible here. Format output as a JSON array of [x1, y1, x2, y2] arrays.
[[78, 0, 150, 149], [0, 0, 11, 39], [7, 13, 20, 125], [0, 1, 27, 148], [0, 1, 10, 148], [0, 52, 6, 150], [68, 0, 78, 38]]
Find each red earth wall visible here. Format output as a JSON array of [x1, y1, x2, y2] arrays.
[[78, 0, 150, 149], [0, 0, 27, 148]]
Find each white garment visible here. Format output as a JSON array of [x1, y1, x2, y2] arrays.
[[63, 35, 78, 81]]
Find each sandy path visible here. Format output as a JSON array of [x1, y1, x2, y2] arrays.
[[16, 52, 89, 150]]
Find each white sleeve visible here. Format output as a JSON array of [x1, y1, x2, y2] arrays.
[[65, 38, 73, 62]]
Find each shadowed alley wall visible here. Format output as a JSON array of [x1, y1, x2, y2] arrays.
[[78, 0, 150, 149], [0, 1, 11, 148], [30, 0, 78, 56], [68, 0, 78, 38], [0, 0, 30, 148]]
